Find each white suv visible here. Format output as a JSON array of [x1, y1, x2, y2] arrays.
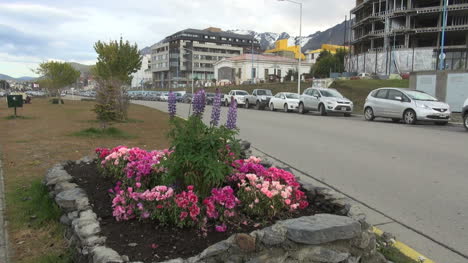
[[224, 90, 248, 106], [298, 88, 354, 116]]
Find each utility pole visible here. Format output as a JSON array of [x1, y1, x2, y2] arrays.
[[439, 0, 448, 70]]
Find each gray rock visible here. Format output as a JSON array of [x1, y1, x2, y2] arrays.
[[60, 214, 71, 225], [54, 182, 78, 194], [160, 259, 185, 263], [352, 231, 373, 249], [283, 214, 361, 245], [346, 256, 361, 263], [121, 255, 130, 262], [128, 243, 137, 247], [261, 223, 287, 245], [293, 247, 350, 262], [55, 188, 89, 211], [259, 158, 273, 168], [67, 211, 79, 220], [91, 246, 123, 263], [361, 252, 387, 263], [73, 217, 100, 239], [246, 249, 288, 263], [80, 209, 98, 221], [82, 235, 106, 247], [45, 167, 72, 187], [347, 206, 370, 231], [198, 240, 231, 259], [77, 155, 95, 164]]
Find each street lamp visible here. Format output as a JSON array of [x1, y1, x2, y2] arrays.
[[439, 0, 448, 70], [181, 46, 195, 115], [278, 0, 302, 95]]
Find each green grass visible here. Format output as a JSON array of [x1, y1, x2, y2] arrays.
[[4, 115, 35, 120], [82, 118, 144, 124], [28, 251, 73, 263], [376, 236, 419, 263], [72, 127, 135, 139], [13, 180, 62, 228]]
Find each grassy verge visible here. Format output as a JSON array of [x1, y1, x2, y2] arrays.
[[0, 98, 171, 262], [4, 115, 35, 120], [72, 127, 135, 139], [376, 236, 419, 263]]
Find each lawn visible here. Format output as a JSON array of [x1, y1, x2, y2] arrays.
[[0, 98, 171, 263]]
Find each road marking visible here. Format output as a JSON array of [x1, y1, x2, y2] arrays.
[[373, 227, 435, 263]]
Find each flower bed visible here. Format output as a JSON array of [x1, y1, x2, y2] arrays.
[[43, 89, 386, 262]]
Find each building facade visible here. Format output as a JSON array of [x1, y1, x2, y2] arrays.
[[306, 44, 348, 64], [214, 54, 312, 84], [265, 39, 306, 60], [131, 54, 152, 89], [348, 0, 468, 74], [151, 27, 261, 89]]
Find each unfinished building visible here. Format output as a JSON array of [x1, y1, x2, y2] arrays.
[[347, 0, 468, 74]]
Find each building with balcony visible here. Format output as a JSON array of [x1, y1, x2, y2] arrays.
[[348, 0, 468, 74], [131, 54, 152, 89], [151, 27, 260, 89]]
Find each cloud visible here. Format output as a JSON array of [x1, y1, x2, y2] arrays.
[[0, 0, 355, 78]]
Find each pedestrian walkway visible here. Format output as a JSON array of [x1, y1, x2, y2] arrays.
[[0, 145, 10, 263]]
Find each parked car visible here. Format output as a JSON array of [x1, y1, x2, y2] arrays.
[[181, 93, 193, 103], [244, 89, 273, 110], [298, 88, 353, 116], [206, 93, 216, 105], [160, 92, 169, 102], [223, 90, 249, 106], [364, 88, 451, 125], [269, 92, 300, 112], [462, 97, 468, 131]]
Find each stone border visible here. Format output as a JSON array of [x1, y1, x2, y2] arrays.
[[0, 145, 10, 263], [44, 149, 386, 263]]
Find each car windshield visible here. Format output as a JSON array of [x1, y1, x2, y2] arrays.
[[320, 89, 343, 98], [405, 90, 437, 101], [257, 90, 272, 96], [237, 91, 249, 95], [284, 93, 299, 99], [206, 93, 215, 97]]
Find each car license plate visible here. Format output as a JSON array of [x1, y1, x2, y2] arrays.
[[341, 107, 347, 111]]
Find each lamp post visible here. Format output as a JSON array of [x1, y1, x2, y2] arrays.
[[278, 0, 302, 95], [439, 0, 448, 70], [182, 46, 195, 115]]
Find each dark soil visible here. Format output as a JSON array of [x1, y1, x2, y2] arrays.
[[66, 162, 326, 262]]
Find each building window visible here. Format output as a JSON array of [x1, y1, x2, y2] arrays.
[[204, 36, 208, 39], [264, 69, 269, 78], [221, 37, 227, 41], [252, 68, 256, 78], [210, 36, 216, 40], [238, 68, 242, 79]]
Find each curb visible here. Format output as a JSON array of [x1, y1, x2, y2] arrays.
[[373, 227, 435, 263], [0, 145, 10, 263]]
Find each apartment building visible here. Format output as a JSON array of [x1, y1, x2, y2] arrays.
[[348, 0, 468, 73], [151, 27, 261, 88]]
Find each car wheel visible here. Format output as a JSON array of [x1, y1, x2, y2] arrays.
[[403, 109, 417, 125], [364, 107, 375, 121], [284, 104, 289, 113], [255, 101, 261, 110], [319, 104, 327, 116], [344, 113, 351, 117], [270, 103, 275, 111], [392, 118, 400, 123], [298, 103, 305, 114], [435, 121, 448, 126], [245, 100, 250, 109], [464, 114, 468, 131]]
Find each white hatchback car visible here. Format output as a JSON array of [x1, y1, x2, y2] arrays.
[[269, 92, 300, 112], [364, 88, 451, 125]]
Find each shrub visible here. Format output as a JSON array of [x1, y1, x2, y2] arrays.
[[50, 98, 64, 104]]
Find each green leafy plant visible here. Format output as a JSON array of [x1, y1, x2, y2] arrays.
[[163, 116, 240, 197], [35, 61, 80, 103]]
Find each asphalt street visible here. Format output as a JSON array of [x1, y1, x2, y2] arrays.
[[133, 100, 468, 263]]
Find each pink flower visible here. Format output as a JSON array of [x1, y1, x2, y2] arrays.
[[151, 243, 159, 249], [187, 185, 194, 191], [215, 224, 227, 232], [180, 211, 188, 220], [142, 212, 150, 218], [135, 182, 141, 188], [285, 199, 291, 205]]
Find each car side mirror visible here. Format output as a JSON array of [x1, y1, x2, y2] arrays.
[[395, 96, 403, 102]]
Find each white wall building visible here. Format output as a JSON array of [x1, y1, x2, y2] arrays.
[[131, 54, 152, 88], [214, 54, 312, 84]]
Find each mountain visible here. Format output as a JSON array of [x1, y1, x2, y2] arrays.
[[69, 62, 93, 74], [229, 20, 347, 52], [0, 73, 36, 81], [138, 21, 347, 55]]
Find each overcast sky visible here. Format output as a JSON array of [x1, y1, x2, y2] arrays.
[[0, 0, 354, 78]]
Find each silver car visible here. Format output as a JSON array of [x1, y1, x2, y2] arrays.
[[298, 88, 354, 116], [364, 88, 451, 125]]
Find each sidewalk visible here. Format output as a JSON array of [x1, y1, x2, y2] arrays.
[[0, 145, 10, 263]]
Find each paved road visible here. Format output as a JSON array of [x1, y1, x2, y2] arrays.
[[133, 100, 468, 263]]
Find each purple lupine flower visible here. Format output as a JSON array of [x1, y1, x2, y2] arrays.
[[168, 91, 176, 118], [210, 89, 221, 126], [192, 89, 206, 117], [226, 97, 237, 130]]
